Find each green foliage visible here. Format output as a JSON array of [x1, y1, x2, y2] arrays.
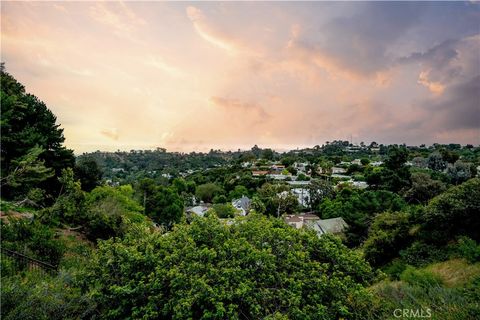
[[228, 185, 249, 200], [0, 146, 54, 197], [196, 183, 224, 203], [446, 160, 473, 185], [0, 67, 75, 200], [1, 272, 95, 320], [257, 183, 298, 217], [363, 211, 413, 267], [307, 179, 333, 210], [74, 157, 103, 192], [383, 259, 408, 280], [212, 194, 227, 204], [400, 266, 444, 288], [428, 152, 447, 171], [454, 237, 480, 263], [1, 219, 65, 267], [420, 178, 480, 244], [210, 203, 237, 218], [400, 242, 450, 267], [372, 276, 480, 320], [137, 178, 184, 227], [85, 214, 376, 319], [319, 189, 406, 246], [43, 168, 87, 226], [405, 171, 446, 204]]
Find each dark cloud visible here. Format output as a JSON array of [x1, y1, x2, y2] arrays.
[[293, 2, 425, 76], [429, 75, 480, 131]]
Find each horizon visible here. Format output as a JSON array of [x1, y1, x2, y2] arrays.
[[2, 1, 479, 153]]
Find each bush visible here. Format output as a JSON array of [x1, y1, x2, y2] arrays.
[[400, 241, 449, 267], [1, 272, 95, 320], [455, 237, 480, 263], [383, 259, 408, 280], [400, 266, 444, 289], [85, 214, 376, 319], [1, 219, 65, 267]]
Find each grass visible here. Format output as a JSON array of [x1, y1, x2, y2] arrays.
[[368, 259, 480, 320], [425, 258, 480, 288]]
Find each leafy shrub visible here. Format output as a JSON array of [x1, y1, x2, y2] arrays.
[[1, 219, 65, 266], [400, 241, 449, 267], [454, 237, 480, 263], [383, 259, 408, 280], [1, 272, 95, 320], [400, 266, 444, 288], [85, 214, 376, 319]]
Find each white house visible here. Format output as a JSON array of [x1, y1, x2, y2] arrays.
[[332, 167, 347, 174], [291, 188, 310, 207], [186, 205, 210, 217]]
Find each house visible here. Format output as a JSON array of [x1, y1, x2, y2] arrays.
[[336, 179, 368, 189], [267, 174, 289, 180], [270, 164, 286, 173], [293, 162, 308, 173], [351, 159, 362, 165], [232, 196, 251, 216], [285, 215, 304, 229], [305, 217, 348, 237], [284, 214, 348, 237], [252, 170, 269, 176], [287, 180, 311, 187], [186, 205, 210, 217], [291, 188, 310, 207], [332, 167, 347, 174], [370, 161, 383, 167], [284, 213, 320, 229]]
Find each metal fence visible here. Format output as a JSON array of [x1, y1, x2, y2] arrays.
[[1, 247, 58, 275]]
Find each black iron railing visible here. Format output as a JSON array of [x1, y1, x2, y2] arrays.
[[1, 247, 58, 274]]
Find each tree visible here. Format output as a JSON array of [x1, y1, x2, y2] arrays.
[[209, 203, 237, 218], [427, 152, 447, 171], [146, 186, 184, 226], [74, 157, 103, 192], [307, 179, 333, 210], [84, 185, 145, 241], [195, 183, 224, 203], [1, 67, 75, 199], [228, 185, 249, 200], [404, 172, 446, 204], [257, 183, 298, 217], [0, 146, 54, 199], [261, 148, 274, 161], [419, 178, 480, 244], [86, 214, 376, 319], [319, 189, 407, 246], [447, 161, 472, 185], [363, 211, 413, 267]]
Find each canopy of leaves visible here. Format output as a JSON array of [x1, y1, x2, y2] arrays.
[[319, 189, 406, 246], [86, 214, 375, 319], [0, 67, 74, 199]]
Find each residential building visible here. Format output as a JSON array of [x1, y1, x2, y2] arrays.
[[232, 196, 251, 216]]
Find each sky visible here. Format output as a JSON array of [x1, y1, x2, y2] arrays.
[[1, 1, 479, 153]]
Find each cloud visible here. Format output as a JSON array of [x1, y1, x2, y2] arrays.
[[405, 35, 479, 86], [185, 6, 257, 56], [417, 70, 445, 95], [89, 2, 145, 38], [210, 96, 270, 122], [286, 2, 424, 78], [101, 128, 119, 140]]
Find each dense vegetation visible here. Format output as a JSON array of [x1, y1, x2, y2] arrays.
[[1, 67, 480, 319]]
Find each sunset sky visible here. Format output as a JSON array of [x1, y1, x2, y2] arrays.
[[1, 1, 479, 153]]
